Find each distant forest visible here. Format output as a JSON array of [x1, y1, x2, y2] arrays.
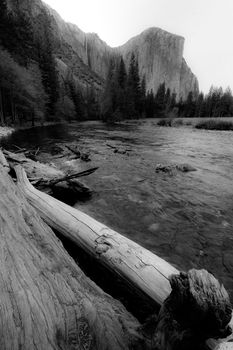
[[1, 0, 233, 126]]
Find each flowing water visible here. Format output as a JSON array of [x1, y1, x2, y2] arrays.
[[2, 120, 233, 301]]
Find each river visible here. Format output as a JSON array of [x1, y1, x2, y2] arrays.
[[2, 119, 233, 301]]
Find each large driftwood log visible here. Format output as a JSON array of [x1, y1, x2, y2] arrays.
[[15, 165, 178, 305], [150, 269, 232, 350], [15, 166, 233, 350], [0, 162, 145, 349]]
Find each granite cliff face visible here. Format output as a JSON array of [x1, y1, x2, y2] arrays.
[[7, 0, 198, 99], [180, 59, 199, 99], [118, 28, 198, 99]]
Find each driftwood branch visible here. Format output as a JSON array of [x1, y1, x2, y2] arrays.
[[44, 167, 99, 186]]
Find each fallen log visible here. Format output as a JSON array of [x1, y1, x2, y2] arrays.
[[3, 149, 93, 202], [0, 155, 145, 349], [15, 164, 178, 305], [15, 165, 233, 350]]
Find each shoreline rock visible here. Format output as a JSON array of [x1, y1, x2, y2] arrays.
[[0, 126, 14, 139]]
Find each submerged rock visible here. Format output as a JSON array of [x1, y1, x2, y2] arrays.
[[155, 163, 197, 174]]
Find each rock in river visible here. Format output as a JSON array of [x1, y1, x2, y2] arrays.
[[155, 163, 197, 174]]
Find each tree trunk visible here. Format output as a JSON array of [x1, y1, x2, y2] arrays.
[[0, 87, 5, 125], [0, 160, 145, 350]]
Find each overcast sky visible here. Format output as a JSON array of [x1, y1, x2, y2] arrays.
[[44, 0, 233, 94]]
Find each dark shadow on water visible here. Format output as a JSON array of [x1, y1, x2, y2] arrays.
[[0, 121, 139, 151], [0, 124, 70, 150], [55, 230, 159, 323]]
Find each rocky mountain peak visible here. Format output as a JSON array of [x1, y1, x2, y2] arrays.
[[117, 27, 198, 99]]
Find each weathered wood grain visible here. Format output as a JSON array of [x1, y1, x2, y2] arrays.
[[0, 160, 144, 349]]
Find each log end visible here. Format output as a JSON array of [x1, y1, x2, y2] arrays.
[[151, 269, 232, 350], [170, 269, 232, 339]]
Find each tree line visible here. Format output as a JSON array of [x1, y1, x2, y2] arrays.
[[100, 54, 177, 122], [100, 55, 233, 122], [177, 87, 233, 118]]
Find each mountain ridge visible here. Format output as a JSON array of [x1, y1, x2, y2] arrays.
[[7, 0, 199, 99]]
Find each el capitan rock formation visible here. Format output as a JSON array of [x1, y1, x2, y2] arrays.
[[7, 0, 198, 99], [118, 28, 199, 99]]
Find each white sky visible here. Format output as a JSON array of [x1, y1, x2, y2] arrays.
[[44, 0, 233, 93]]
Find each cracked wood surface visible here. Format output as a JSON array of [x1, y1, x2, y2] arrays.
[[15, 165, 179, 306], [0, 160, 144, 349], [15, 165, 233, 350]]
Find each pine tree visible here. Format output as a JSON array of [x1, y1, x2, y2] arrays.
[[220, 87, 233, 117], [101, 59, 116, 121], [139, 75, 146, 116], [184, 91, 196, 117], [86, 85, 100, 120], [115, 56, 127, 119], [68, 78, 85, 120], [0, 0, 10, 49], [155, 82, 166, 116], [126, 53, 141, 118], [117, 57, 127, 89], [170, 92, 177, 110], [145, 90, 155, 118], [194, 92, 204, 118]]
